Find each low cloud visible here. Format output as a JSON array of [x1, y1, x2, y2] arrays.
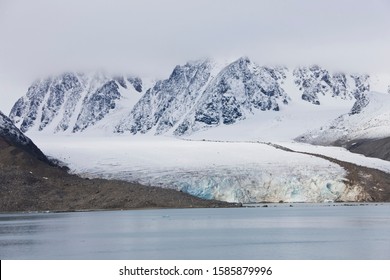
[[1, 0, 390, 112]]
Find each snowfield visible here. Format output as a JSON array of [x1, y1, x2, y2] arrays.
[[29, 134, 367, 203]]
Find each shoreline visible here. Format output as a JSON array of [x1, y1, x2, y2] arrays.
[[1, 201, 389, 215]]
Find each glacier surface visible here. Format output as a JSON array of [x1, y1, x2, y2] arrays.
[[28, 135, 371, 203]]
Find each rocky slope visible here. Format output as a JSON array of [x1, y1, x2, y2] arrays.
[[0, 111, 49, 163], [345, 137, 390, 161]]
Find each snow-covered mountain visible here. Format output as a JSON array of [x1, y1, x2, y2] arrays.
[[170, 58, 289, 136], [116, 58, 380, 137], [293, 66, 371, 104], [116, 59, 216, 135], [9, 72, 144, 134], [297, 91, 390, 145], [9, 57, 389, 139]]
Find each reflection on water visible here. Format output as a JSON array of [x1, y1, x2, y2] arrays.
[[0, 204, 389, 259]]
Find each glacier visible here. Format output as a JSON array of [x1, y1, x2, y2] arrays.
[[28, 135, 374, 203]]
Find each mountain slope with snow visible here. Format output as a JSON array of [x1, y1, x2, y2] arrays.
[[117, 58, 381, 137], [297, 91, 390, 145], [172, 58, 289, 136], [9, 57, 390, 139], [9, 72, 144, 134], [115, 59, 218, 135]]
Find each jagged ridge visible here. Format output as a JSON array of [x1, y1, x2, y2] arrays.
[[9, 72, 143, 133], [9, 57, 385, 136]]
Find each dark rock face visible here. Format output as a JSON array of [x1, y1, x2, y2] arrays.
[[293, 66, 369, 105], [331, 73, 348, 98], [127, 77, 143, 92], [73, 81, 121, 132], [351, 74, 370, 97], [294, 65, 331, 105], [11, 78, 52, 133], [349, 94, 370, 115], [0, 111, 49, 164], [40, 73, 83, 132]]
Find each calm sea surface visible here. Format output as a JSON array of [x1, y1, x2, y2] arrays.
[[1, 204, 389, 259]]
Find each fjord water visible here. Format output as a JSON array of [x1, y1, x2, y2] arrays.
[[1, 204, 389, 259]]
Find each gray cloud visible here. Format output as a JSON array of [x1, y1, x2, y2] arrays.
[[1, 0, 390, 113]]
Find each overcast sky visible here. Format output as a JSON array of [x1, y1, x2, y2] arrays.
[[1, 0, 390, 113]]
